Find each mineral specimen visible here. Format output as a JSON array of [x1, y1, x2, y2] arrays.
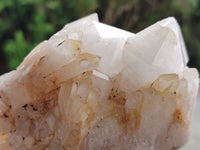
[[0, 13, 199, 150]]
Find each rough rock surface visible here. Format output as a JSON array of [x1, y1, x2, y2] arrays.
[[0, 14, 199, 150]]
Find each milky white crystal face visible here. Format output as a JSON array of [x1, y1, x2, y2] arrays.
[[0, 13, 199, 150]]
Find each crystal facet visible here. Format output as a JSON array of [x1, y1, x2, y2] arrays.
[[0, 13, 199, 150]]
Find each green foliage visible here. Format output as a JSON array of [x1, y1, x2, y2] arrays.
[[4, 30, 31, 70], [69, 0, 98, 15], [28, 13, 55, 43], [0, 0, 200, 74], [0, 0, 12, 12]]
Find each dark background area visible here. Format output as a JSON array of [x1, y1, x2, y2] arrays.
[[0, 0, 200, 75]]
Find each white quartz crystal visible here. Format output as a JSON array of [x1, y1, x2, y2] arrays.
[[0, 13, 199, 150]]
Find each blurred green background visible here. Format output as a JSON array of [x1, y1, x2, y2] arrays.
[[0, 0, 200, 75]]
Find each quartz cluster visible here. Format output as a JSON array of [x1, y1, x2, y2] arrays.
[[0, 14, 199, 150]]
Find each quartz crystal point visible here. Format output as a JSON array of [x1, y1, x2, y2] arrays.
[[0, 13, 199, 150]]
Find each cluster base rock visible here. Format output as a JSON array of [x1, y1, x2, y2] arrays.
[[0, 14, 199, 150]]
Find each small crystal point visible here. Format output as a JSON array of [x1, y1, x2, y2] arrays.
[[0, 14, 198, 150]]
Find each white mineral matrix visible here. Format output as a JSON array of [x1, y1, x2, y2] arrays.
[[0, 14, 199, 150]]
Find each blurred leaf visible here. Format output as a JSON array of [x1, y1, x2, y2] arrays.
[[171, 0, 198, 17], [189, 0, 199, 8], [69, 0, 98, 15], [0, 19, 11, 37], [28, 13, 55, 43], [4, 30, 31, 70], [19, 0, 45, 5], [47, 1, 60, 10], [0, 0, 12, 12]]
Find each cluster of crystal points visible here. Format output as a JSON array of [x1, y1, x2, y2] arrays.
[[0, 14, 199, 150]]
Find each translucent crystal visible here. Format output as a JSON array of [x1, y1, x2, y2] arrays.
[[0, 13, 199, 150]]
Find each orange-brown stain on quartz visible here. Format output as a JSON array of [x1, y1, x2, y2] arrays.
[[66, 129, 81, 148], [109, 88, 143, 133], [129, 92, 144, 132], [118, 108, 142, 133], [131, 109, 142, 132], [74, 41, 81, 54], [32, 88, 59, 115], [108, 88, 127, 105], [121, 112, 130, 124], [36, 56, 46, 66], [172, 109, 185, 125]]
